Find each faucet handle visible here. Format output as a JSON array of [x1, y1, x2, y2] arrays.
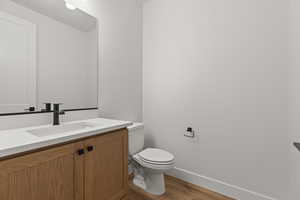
[[24, 106, 35, 112], [42, 103, 52, 112]]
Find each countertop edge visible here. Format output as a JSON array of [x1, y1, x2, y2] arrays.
[[0, 122, 132, 159]]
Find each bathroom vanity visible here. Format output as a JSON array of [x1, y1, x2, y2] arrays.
[[0, 118, 132, 200], [0, 1, 133, 199]]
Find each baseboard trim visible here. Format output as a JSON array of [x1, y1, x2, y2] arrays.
[[166, 167, 277, 200]]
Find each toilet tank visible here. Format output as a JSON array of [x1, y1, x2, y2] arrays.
[[127, 123, 144, 155]]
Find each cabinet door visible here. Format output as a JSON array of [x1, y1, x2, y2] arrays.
[[85, 129, 128, 200], [0, 142, 81, 200]]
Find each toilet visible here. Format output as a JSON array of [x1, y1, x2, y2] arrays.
[[128, 123, 175, 195]]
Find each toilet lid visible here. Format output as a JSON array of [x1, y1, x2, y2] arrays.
[[138, 148, 174, 163]]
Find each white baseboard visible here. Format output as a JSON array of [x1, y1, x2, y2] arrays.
[[166, 167, 277, 200]]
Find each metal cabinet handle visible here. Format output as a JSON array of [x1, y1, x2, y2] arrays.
[[77, 149, 85, 156], [87, 146, 94, 152]]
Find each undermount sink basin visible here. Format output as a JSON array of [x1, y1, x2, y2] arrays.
[[28, 122, 94, 137]]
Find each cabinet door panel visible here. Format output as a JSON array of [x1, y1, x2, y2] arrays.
[[85, 129, 128, 200], [0, 143, 79, 200]]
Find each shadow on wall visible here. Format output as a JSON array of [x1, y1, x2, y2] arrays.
[[144, 128, 156, 148]]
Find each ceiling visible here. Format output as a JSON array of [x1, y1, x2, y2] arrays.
[[11, 0, 97, 32]]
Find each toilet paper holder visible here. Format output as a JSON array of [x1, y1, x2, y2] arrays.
[[293, 143, 300, 152], [184, 127, 195, 138]]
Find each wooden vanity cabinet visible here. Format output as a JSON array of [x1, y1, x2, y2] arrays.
[[84, 129, 128, 200], [0, 128, 128, 200], [0, 142, 77, 200]]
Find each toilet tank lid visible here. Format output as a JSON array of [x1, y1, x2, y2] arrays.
[[127, 122, 144, 131]]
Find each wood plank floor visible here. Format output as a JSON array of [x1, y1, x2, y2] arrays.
[[128, 175, 235, 200]]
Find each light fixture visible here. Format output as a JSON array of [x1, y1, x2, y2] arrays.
[[64, 0, 77, 10]]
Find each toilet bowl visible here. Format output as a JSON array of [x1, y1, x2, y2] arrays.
[[128, 123, 175, 195], [133, 148, 175, 195]]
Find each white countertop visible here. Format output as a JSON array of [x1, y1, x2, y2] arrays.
[[0, 118, 132, 159]]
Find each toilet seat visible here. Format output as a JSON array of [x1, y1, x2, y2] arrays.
[[139, 157, 174, 165], [133, 148, 175, 170], [134, 154, 174, 170], [138, 148, 175, 164]]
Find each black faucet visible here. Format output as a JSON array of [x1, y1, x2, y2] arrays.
[[53, 103, 65, 126]]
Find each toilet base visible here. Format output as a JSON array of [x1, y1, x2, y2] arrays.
[[133, 169, 166, 196], [145, 170, 166, 195], [133, 174, 146, 190]]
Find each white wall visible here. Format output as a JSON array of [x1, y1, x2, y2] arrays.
[[79, 0, 143, 122], [143, 0, 289, 199], [0, 0, 142, 129], [289, 0, 300, 199]]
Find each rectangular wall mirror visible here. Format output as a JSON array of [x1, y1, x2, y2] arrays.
[[0, 0, 98, 115]]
